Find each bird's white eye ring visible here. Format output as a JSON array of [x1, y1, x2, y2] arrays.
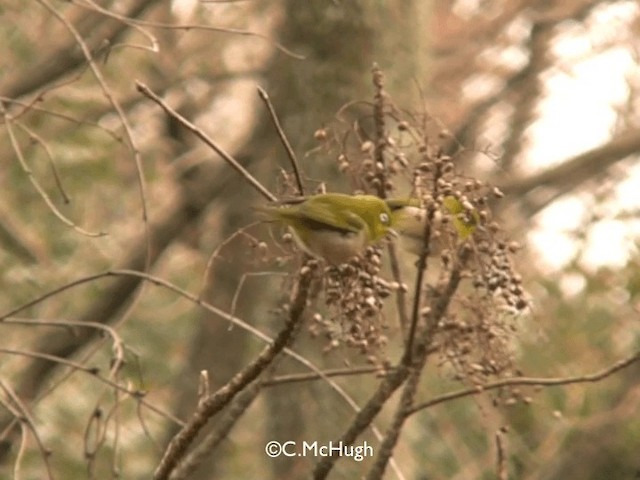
[[379, 212, 390, 225]]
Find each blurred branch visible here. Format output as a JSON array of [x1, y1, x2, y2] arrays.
[[1, 317, 126, 372], [499, 22, 553, 169], [0, 0, 157, 100], [441, 0, 614, 165], [0, 206, 44, 263], [495, 429, 508, 480], [0, 347, 183, 425], [500, 127, 640, 214]]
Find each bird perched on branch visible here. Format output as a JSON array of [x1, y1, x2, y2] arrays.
[[257, 193, 398, 264]]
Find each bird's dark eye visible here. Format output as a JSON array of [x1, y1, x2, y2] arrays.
[[379, 212, 390, 225]]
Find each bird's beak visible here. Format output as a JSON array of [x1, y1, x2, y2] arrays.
[[387, 228, 399, 238]]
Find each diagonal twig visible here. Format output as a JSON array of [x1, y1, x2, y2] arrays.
[[257, 86, 305, 196], [136, 81, 276, 202]]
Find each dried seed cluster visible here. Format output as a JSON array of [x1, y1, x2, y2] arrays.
[[473, 240, 528, 312], [298, 67, 528, 379], [431, 236, 529, 381], [398, 135, 528, 381], [436, 306, 518, 384], [308, 246, 394, 360]]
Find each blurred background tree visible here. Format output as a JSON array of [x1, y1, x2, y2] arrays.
[[1, 0, 639, 479]]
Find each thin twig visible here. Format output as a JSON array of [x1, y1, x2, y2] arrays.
[[371, 63, 387, 199], [136, 81, 276, 202], [38, 0, 149, 226], [403, 159, 447, 364], [402, 202, 436, 363], [72, 0, 159, 53], [83, 406, 103, 473], [200, 222, 263, 296], [230, 271, 288, 323], [16, 123, 70, 204], [2, 106, 105, 237], [408, 349, 640, 415], [257, 86, 305, 196], [3, 316, 126, 379], [263, 366, 394, 386], [0, 348, 182, 426], [74, 0, 304, 59], [0, 95, 123, 142], [0, 380, 54, 480], [387, 243, 410, 334], [0, 397, 28, 480]]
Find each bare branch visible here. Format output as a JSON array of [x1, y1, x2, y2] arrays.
[[257, 86, 305, 196], [263, 366, 394, 387], [136, 81, 277, 202], [153, 262, 315, 480], [408, 349, 640, 415], [0, 0, 156, 99]]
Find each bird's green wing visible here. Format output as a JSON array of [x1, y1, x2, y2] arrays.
[[296, 198, 362, 233]]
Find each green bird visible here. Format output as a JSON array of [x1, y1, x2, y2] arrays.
[[258, 193, 397, 264]]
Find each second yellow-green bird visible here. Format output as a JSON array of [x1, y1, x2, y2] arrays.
[[387, 195, 479, 254]]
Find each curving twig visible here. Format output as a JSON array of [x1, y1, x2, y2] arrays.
[[407, 349, 640, 415], [2, 105, 106, 237], [74, 0, 304, 59], [0, 380, 54, 480]]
